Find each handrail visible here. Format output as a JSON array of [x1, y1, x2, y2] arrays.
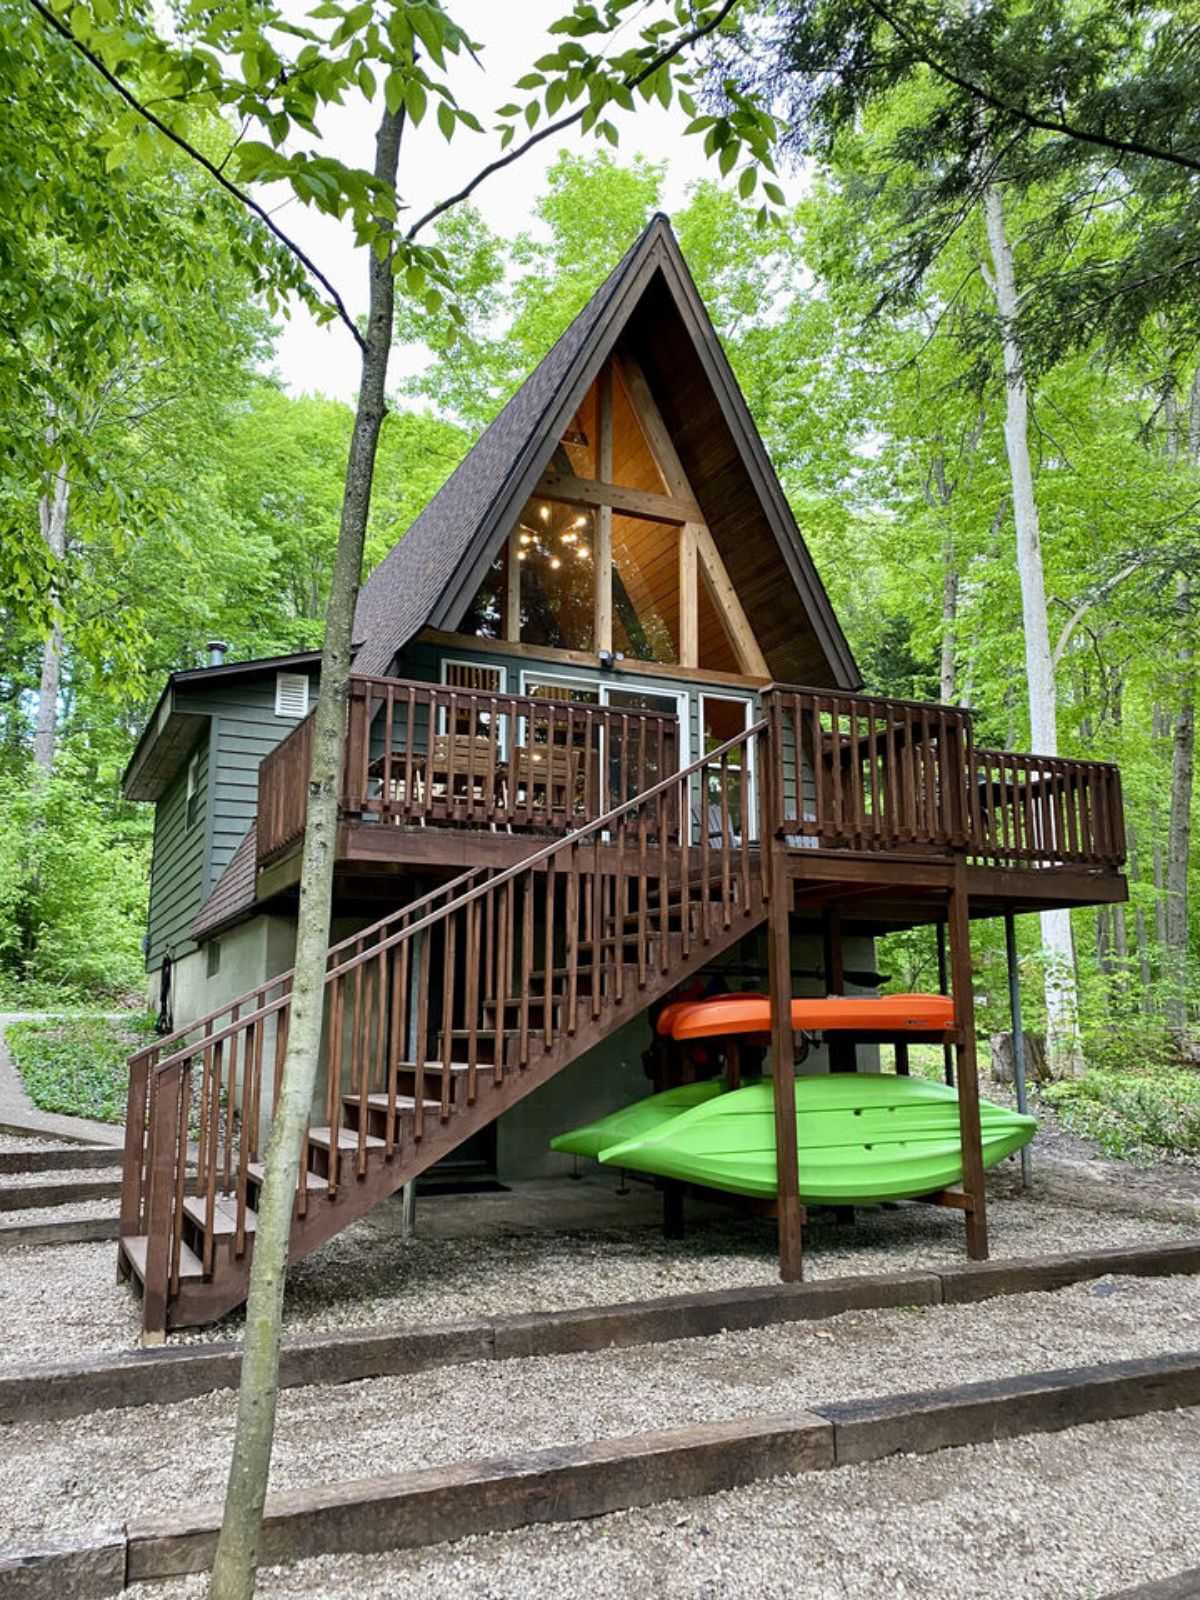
[[306, 719, 767, 983], [135, 861, 488, 1074]]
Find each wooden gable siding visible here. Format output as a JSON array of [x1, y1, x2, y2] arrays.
[[145, 733, 209, 967], [623, 281, 842, 689]]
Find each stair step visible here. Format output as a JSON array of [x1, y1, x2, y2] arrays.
[[247, 1161, 330, 1196], [307, 1126, 387, 1154], [343, 1092, 443, 1112], [182, 1194, 257, 1236], [120, 1233, 205, 1284]]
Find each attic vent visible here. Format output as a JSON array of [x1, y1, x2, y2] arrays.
[[274, 672, 310, 719]]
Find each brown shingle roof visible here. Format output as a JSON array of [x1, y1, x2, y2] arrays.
[[189, 824, 258, 942], [353, 212, 859, 686]]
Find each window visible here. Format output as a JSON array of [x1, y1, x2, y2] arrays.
[[274, 672, 310, 718], [440, 661, 507, 748], [185, 751, 201, 831], [516, 502, 596, 652], [206, 940, 221, 979]]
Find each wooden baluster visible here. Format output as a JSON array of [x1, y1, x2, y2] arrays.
[[719, 754, 732, 927], [465, 898, 480, 1103], [698, 760, 711, 944], [236, 1019, 255, 1251], [658, 770, 671, 973], [825, 698, 843, 842], [565, 848, 579, 1033], [403, 688, 416, 821], [846, 703, 865, 846], [677, 767, 692, 960], [544, 858, 557, 1046], [636, 802, 649, 988], [413, 930, 431, 1138], [204, 1040, 221, 1272], [325, 974, 344, 1194], [613, 818, 626, 1005], [882, 702, 899, 845], [738, 750, 751, 914], [222, 1010, 238, 1196], [440, 915, 456, 1118], [590, 846, 603, 1018], [387, 940, 408, 1156]]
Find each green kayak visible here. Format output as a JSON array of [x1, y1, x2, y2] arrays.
[[551, 1080, 724, 1162], [587, 1074, 1035, 1204]]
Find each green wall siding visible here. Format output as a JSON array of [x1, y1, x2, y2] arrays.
[[146, 734, 209, 966]]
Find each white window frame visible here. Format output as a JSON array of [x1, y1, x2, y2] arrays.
[[698, 692, 758, 843], [274, 671, 310, 719], [438, 658, 509, 754]]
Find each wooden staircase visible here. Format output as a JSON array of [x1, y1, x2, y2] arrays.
[[120, 724, 768, 1339]]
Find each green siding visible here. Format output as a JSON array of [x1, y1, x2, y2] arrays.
[[146, 734, 209, 966], [182, 669, 320, 890], [143, 666, 320, 968]]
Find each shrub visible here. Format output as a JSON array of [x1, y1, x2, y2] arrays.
[[5, 1013, 153, 1124]]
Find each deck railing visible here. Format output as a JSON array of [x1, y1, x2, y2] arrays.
[[968, 748, 1125, 868], [257, 674, 679, 863], [763, 686, 974, 852]]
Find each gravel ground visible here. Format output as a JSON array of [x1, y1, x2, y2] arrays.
[[4, 1271, 1200, 1544], [0, 1179, 1194, 1365], [126, 1406, 1200, 1600]]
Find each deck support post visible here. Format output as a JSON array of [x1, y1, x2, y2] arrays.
[[1004, 909, 1033, 1188], [768, 862, 803, 1282], [822, 908, 855, 1074], [948, 858, 988, 1260], [662, 1179, 685, 1239], [936, 921, 955, 1087]]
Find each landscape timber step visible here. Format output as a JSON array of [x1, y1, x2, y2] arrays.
[[120, 1234, 204, 1285], [4, 1241, 1199, 1428], [0, 1144, 124, 1175], [181, 1196, 257, 1237], [0, 1213, 121, 1251], [0, 1176, 124, 1212], [59, 1349, 1200, 1590]]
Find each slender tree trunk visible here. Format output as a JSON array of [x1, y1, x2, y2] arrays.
[[1162, 365, 1199, 1035], [208, 106, 404, 1600], [1164, 584, 1195, 1033], [33, 458, 69, 775], [1125, 822, 1154, 1013], [939, 531, 958, 704], [983, 180, 1080, 1073]]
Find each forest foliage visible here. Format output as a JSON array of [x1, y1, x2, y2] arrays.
[[1, 3, 1195, 1093]]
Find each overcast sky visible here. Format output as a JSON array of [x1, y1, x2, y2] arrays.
[[265, 1, 771, 401]]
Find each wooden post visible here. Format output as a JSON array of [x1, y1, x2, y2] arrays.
[[948, 858, 988, 1259], [768, 859, 803, 1281], [662, 1180, 685, 1239], [822, 908, 855, 1074], [679, 522, 699, 669], [936, 920, 955, 1086], [504, 533, 520, 644], [595, 363, 613, 654]]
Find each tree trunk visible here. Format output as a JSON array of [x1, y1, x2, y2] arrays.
[[982, 180, 1080, 1073], [208, 106, 404, 1600], [939, 530, 958, 704], [33, 459, 69, 775]]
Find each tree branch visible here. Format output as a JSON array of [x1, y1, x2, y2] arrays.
[[1051, 557, 1148, 669], [864, 0, 1200, 177], [406, 0, 742, 240], [27, 0, 366, 351]]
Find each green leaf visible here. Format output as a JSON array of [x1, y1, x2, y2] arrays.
[[437, 100, 455, 141], [739, 165, 756, 199]]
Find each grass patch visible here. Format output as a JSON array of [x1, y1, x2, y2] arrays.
[[1042, 1068, 1200, 1162], [6, 1013, 154, 1123]]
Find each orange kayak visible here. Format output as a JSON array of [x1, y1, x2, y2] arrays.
[[668, 993, 955, 1041]]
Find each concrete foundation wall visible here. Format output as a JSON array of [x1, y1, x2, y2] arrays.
[[146, 914, 298, 1032]]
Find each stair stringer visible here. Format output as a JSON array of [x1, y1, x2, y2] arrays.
[[166, 885, 767, 1330]]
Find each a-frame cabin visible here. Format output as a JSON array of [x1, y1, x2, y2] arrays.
[[118, 216, 1128, 1340]]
